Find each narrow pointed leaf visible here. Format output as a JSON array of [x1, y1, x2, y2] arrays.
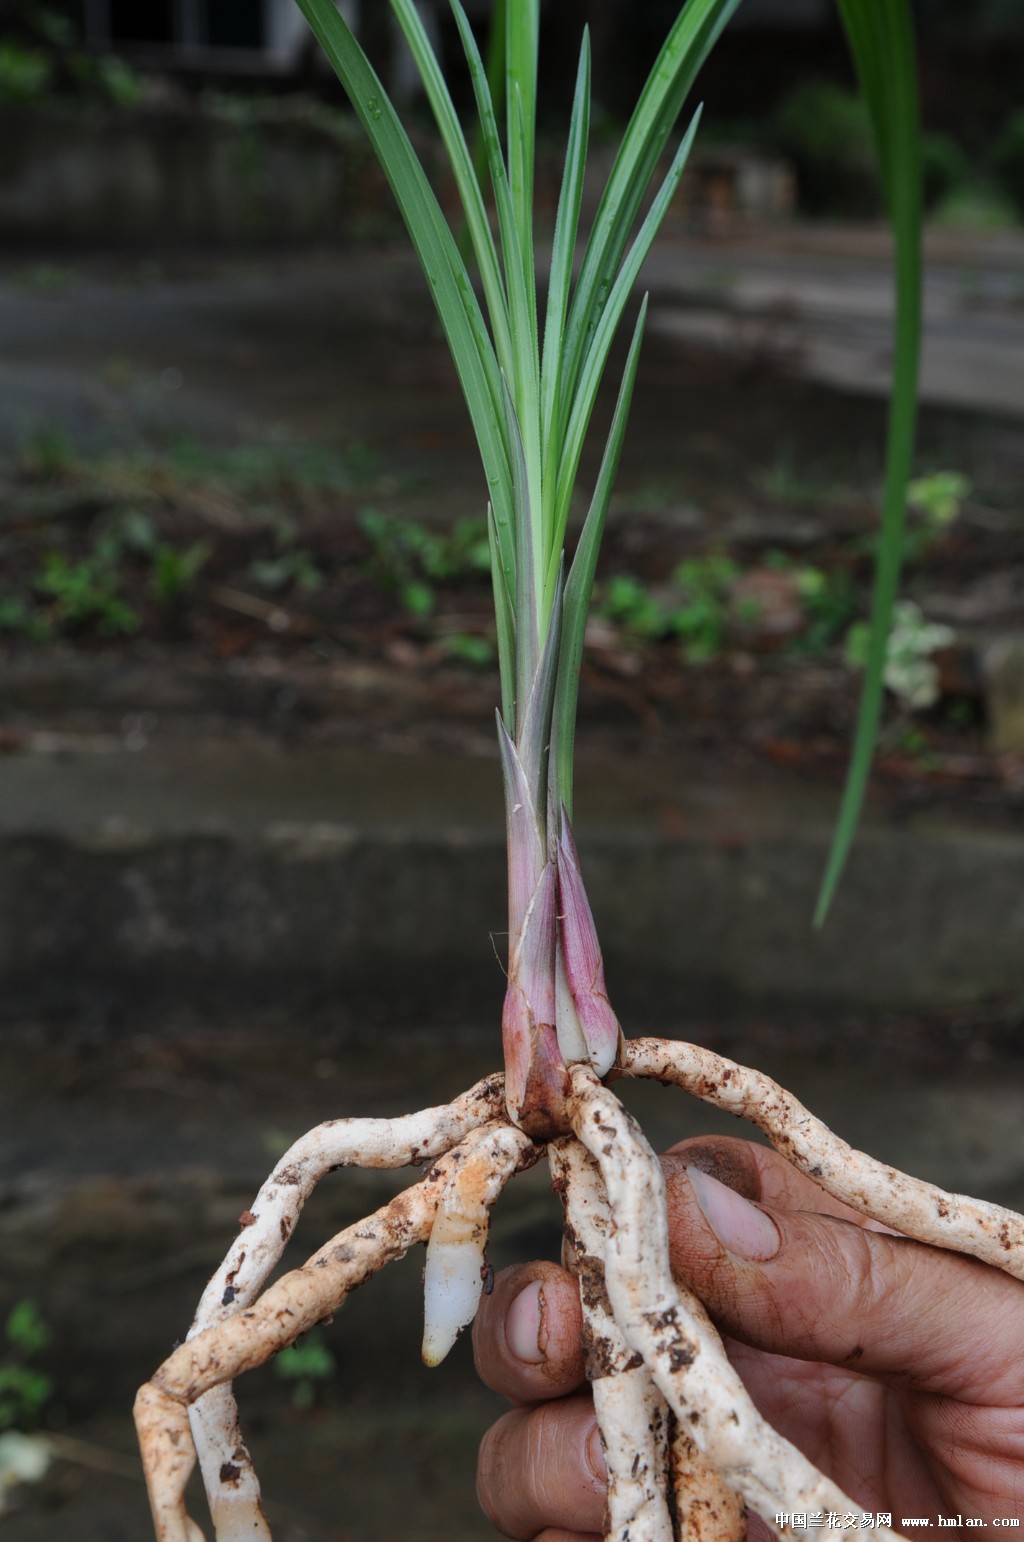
[[501, 376, 539, 716], [451, 0, 542, 510], [562, 0, 741, 405], [294, 0, 514, 577], [487, 503, 516, 732], [553, 109, 701, 552], [553, 298, 648, 815], [505, 0, 539, 264], [540, 31, 591, 521], [390, 0, 512, 378], [815, 0, 922, 924]]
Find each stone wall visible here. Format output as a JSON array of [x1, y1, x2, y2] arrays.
[[0, 101, 400, 245]]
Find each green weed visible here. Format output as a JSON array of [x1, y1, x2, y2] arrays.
[[0, 1302, 53, 1432], [34, 551, 138, 636], [359, 509, 490, 617], [273, 1331, 335, 1411], [598, 556, 738, 662]]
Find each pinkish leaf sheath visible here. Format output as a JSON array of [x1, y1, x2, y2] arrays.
[[502, 861, 570, 1136], [557, 813, 623, 1077]]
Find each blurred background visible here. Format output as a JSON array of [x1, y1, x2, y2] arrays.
[[0, 1, 1023, 1536]]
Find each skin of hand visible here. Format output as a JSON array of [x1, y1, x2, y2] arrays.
[[473, 1134, 1024, 1542]]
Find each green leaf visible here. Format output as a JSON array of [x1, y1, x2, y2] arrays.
[[540, 31, 591, 537], [487, 503, 516, 729], [553, 109, 702, 562], [390, 0, 513, 378], [814, 0, 922, 925], [562, 0, 741, 409], [505, 1, 539, 267], [501, 376, 539, 724], [552, 299, 648, 815], [293, 0, 514, 583], [450, 0, 542, 530]]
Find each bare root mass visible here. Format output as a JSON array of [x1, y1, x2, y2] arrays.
[[135, 1040, 1024, 1542]]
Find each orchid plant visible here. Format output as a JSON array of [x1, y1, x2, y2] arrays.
[[134, 5, 1024, 1541]]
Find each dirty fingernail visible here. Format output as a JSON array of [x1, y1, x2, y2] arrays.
[[687, 1165, 781, 1262], [506, 1279, 546, 1363]]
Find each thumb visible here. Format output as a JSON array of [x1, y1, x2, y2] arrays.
[[663, 1160, 1024, 1407]]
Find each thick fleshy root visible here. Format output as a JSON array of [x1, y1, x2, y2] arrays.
[[135, 1040, 1024, 1542], [625, 1039, 1024, 1280], [183, 1073, 505, 1520], [422, 1122, 538, 1364], [551, 1138, 745, 1542], [137, 1126, 537, 1542], [566, 1064, 902, 1539]]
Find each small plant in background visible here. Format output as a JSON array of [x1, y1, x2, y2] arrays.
[[271, 1332, 336, 1412], [0, 1301, 53, 1433], [598, 556, 738, 660], [150, 540, 210, 610], [359, 507, 490, 616], [17, 422, 75, 481], [248, 548, 322, 596], [903, 468, 968, 561], [0, 1302, 54, 1518], [0, 38, 51, 104], [0, 595, 51, 641], [34, 550, 139, 636], [846, 598, 955, 713]]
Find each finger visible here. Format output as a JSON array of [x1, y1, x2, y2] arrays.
[[663, 1133, 892, 1230], [476, 1396, 605, 1540], [473, 1261, 586, 1404], [662, 1157, 1024, 1404]]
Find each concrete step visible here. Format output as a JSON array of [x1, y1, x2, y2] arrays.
[[1, 727, 1021, 1029]]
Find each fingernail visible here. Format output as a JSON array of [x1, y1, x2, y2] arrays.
[[585, 1422, 607, 1484], [505, 1279, 546, 1364], [686, 1165, 781, 1262]]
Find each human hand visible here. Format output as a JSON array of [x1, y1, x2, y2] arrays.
[[473, 1134, 1024, 1541]]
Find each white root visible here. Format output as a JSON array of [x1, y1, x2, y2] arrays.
[[193, 1073, 505, 1332], [626, 1039, 1024, 1280], [421, 1121, 536, 1365], [135, 1045, 1024, 1542], [188, 1385, 269, 1542], [554, 1138, 745, 1542], [137, 1123, 538, 1542], [551, 1137, 676, 1542], [567, 1064, 902, 1541], [184, 1074, 505, 1528]]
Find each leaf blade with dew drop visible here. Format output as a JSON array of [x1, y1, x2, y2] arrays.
[[815, 0, 922, 925]]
